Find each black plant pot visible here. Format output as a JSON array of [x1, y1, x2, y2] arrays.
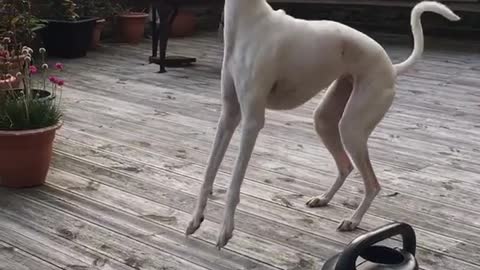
[[41, 17, 97, 58], [31, 25, 47, 54]]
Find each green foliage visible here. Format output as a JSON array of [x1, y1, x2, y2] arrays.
[[47, 0, 79, 21], [0, 91, 62, 130], [1, 37, 65, 130], [76, 0, 117, 18], [75, 0, 147, 18], [0, 0, 46, 45], [110, 0, 146, 15]]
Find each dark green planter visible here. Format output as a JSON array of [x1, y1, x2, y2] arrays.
[[1, 89, 54, 104], [41, 17, 98, 58], [31, 25, 47, 54]]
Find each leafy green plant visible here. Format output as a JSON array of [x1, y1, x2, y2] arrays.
[[0, 36, 65, 131], [47, 0, 79, 21], [76, 0, 116, 18], [0, 0, 46, 45], [110, 0, 147, 15], [0, 91, 62, 130]]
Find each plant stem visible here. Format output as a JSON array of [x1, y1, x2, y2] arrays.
[[21, 76, 30, 122]]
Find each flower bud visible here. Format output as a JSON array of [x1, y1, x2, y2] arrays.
[[55, 63, 64, 70]]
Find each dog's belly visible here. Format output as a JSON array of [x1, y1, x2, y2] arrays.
[[266, 81, 328, 110]]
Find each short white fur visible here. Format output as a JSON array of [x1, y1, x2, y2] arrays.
[[186, 1, 460, 249]]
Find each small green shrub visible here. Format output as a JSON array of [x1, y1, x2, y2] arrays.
[[47, 0, 79, 21], [0, 0, 46, 45], [0, 91, 62, 130], [0, 36, 65, 131]]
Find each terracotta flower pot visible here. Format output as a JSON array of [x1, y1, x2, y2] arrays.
[[0, 76, 20, 91], [0, 56, 25, 76], [0, 121, 62, 188], [171, 10, 197, 38], [117, 12, 148, 44], [91, 19, 107, 49]]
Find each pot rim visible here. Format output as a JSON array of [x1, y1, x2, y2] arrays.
[[46, 17, 99, 23], [2, 88, 51, 92], [0, 88, 54, 98], [118, 12, 149, 18], [0, 120, 63, 136]]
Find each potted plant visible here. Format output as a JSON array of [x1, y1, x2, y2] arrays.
[[0, 0, 46, 48], [76, 0, 116, 49], [40, 0, 98, 58], [171, 8, 197, 38], [91, 18, 107, 49], [0, 36, 64, 188], [114, 1, 148, 44], [1, 34, 24, 90], [0, 0, 46, 80]]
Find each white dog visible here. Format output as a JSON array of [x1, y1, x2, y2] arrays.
[[186, 1, 460, 249]]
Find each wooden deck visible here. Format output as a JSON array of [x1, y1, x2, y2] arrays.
[[1, 32, 480, 270]]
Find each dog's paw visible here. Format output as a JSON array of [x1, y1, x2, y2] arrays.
[[306, 195, 330, 208], [185, 215, 204, 236], [337, 219, 359, 232], [216, 222, 234, 250]]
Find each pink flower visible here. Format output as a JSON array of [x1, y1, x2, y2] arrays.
[[55, 63, 64, 70], [29, 65, 38, 74], [49, 76, 58, 84], [49, 76, 65, 86]]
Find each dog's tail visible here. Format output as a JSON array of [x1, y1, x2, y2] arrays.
[[394, 1, 460, 76]]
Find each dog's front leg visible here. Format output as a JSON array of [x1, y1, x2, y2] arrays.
[[216, 90, 267, 249], [186, 71, 240, 236]]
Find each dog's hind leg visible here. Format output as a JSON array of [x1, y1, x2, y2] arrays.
[[307, 75, 354, 208], [337, 78, 395, 231], [186, 71, 241, 236]]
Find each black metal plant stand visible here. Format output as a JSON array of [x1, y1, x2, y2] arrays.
[[149, 0, 196, 73]]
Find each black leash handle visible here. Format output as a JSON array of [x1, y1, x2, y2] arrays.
[[335, 222, 416, 270]]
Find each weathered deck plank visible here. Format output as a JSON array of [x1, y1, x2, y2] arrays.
[[0, 32, 479, 270], [0, 211, 133, 270], [49, 133, 480, 269], [57, 89, 480, 233], [0, 194, 208, 270], [0, 241, 60, 270]]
